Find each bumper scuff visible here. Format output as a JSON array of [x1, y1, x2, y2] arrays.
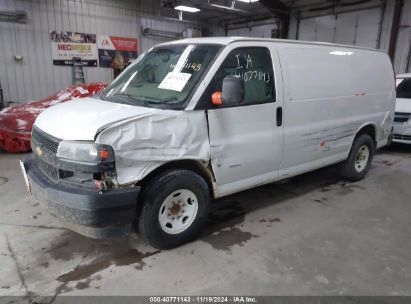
[[24, 158, 140, 238]]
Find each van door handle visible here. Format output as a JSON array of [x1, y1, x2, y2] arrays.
[[276, 107, 283, 126]]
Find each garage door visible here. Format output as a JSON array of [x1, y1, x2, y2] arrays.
[[298, 8, 381, 49]]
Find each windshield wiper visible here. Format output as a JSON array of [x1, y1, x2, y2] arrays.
[[135, 95, 160, 103], [138, 96, 179, 104], [162, 97, 178, 104], [109, 93, 139, 105]]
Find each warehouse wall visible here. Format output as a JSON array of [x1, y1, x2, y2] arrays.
[[393, 0, 411, 74], [0, 0, 211, 103], [226, 20, 278, 38], [288, 0, 411, 74], [140, 17, 204, 51], [2, 0, 410, 104]]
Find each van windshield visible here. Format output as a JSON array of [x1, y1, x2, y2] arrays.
[[99, 44, 221, 109], [397, 78, 411, 99]]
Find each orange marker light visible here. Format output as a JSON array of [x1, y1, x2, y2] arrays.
[[95, 180, 102, 189], [212, 91, 223, 106], [99, 150, 109, 159]]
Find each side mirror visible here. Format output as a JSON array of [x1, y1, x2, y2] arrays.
[[212, 76, 244, 106]]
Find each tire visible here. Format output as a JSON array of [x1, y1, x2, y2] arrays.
[[340, 134, 375, 181], [136, 169, 211, 249]]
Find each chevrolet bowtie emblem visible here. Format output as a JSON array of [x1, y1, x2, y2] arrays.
[[35, 146, 43, 156]]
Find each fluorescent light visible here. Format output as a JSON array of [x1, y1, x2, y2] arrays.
[[209, 3, 247, 12], [235, 0, 259, 3], [174, 5, 200, 13]]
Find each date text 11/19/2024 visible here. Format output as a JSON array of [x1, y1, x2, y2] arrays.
[[149, 296, 258, 303]]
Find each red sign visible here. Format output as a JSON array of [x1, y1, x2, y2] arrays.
[[97, 35, 138, 52], [110, 36, 138, 52], [97, 35, 139, 69]]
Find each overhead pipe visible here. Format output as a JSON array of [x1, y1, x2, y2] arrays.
[[219, 14, 275, 27], [308, 0, 372, 11], [226, 18, 280, 31], [295, 0, 383, 19], [299, 4, 382, 19], [142, 28, 183, 40], [291, 0, 376, 10]]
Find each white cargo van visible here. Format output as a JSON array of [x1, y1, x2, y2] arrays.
[[392, 73, 411, 143], [21, 38, 395, 249]]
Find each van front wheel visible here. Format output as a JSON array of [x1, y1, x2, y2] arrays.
[[340, 134, 375, 181], [136, 169, 211, 249]]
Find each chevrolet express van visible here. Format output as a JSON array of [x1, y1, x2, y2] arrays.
[[21, 38, 395, 249], [392, 73, 411, 144]]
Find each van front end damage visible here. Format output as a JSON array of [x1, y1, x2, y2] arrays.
[[95, 110, 211, 185], [23, 127, 140, 238]]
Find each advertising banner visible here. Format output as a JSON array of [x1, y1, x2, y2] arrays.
[[50, 31, 98, 66], [97, 35, 138, 69]]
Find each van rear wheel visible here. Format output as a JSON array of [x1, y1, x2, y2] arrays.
[[136, 169, 210, 249], [340, 134, 375, 181]]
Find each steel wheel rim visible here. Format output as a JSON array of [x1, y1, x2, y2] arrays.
[[354, 145, 370, 173], [158, 189, 199, 234]]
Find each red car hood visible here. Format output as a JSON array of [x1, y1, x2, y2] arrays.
[[0, 83, 107, 152]]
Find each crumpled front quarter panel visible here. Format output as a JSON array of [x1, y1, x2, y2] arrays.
[[95, 110, 210, 185]]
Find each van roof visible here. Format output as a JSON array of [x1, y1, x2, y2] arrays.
[[159, 37, 382, 52]]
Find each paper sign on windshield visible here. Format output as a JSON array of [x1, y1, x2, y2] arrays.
[[158, 72, 191, 92]]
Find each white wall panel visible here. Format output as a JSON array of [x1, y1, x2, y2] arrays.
[[356, 8, 381, 48], [334, 12, 357, 45], [226, 21, 278, 38], [315, 15, 335, 43], [299, 18, 317, 41]]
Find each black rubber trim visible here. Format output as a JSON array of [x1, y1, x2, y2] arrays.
[[24, 157, 140, 238]]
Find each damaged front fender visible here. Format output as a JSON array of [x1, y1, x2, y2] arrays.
[[95, 109, 211, 185]]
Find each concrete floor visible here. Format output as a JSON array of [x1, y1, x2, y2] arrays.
[[0, 145, 410, 301]]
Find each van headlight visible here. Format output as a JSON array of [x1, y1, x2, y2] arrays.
[[56, 141, 115, 163]]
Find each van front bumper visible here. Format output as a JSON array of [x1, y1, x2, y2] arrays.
[[23, 158, 140, 238], [392, 123, 411, 144]]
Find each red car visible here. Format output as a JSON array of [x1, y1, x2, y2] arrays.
[[0, 83, 107, 153]]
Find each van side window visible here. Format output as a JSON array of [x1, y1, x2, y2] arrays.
[[198, 47, 276, 109]]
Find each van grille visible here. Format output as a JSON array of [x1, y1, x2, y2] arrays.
[[37, 157, 59, 180], [393, 134, 411, 141], [393, 112, 411, 123], [31, 127, 60, 154]]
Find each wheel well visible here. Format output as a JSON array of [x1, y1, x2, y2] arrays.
[[138, 160, 216, 198], [356, 124, 376, 146]]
